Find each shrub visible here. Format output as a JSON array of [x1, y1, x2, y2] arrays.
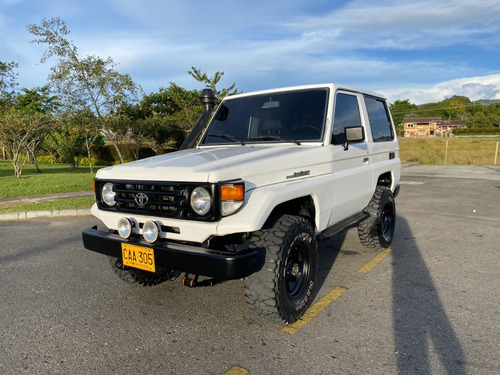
[[95, 145, 162, 164], [454, 126, 500, 135], [37, 155, 57, 163]]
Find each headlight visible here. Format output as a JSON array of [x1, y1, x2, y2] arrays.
[[190, 187, 212, 216], [117, 217, 132, 239], [101, 182, 116, 206], [143, 220, 159, 243], [220, 183, 245, 216]]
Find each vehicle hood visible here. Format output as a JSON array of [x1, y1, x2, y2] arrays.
[[96, 145, 333, 188]]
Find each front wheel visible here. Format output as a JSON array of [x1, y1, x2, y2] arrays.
[[244, 215, 318, 324], [358, 186, 396, 250]]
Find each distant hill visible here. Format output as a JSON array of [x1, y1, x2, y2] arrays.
[[474, 99, 500, 105]]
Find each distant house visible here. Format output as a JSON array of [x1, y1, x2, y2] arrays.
[[403, 117, 467, 138], [403, 117, 440, 138], [439, 120, 467, 135]]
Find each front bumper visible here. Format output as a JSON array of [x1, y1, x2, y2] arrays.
[[82, 226, 264, 279]]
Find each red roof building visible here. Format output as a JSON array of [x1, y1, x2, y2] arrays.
[[403, 118, 467, 137]]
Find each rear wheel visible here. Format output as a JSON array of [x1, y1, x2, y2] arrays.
[[244, 215, 318, 324], [108, 257, 174, 286], [358, 186, 396, 250]]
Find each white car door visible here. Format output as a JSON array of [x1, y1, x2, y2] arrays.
[[328, 91, 374, 224]]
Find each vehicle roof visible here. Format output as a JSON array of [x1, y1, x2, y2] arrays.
[[223, 83, 387, 101]]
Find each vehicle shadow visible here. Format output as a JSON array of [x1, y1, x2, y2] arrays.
[[315, 231, 346, 297], [392, 216, 466, 374]]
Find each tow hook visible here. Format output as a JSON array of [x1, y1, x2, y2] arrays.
[[181, 274, 199, 287], [181, 273, 220, 288]]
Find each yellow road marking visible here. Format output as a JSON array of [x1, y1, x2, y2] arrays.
[[225, 366, 248, 375], [358, 249, 392, 273], [282, 286, 347, 334]]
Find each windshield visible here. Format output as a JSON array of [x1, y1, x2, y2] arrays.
[[200, 89, 328, 145]]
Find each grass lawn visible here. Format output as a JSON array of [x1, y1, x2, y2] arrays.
[[0, 196, 95, 213], [398, 137, 500, 165], [0, 161, 98, 199]]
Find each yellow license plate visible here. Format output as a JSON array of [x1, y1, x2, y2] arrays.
[[121, 243, 156, 273]]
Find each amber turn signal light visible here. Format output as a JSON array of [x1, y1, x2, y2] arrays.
[[220, 184, 244, 201]]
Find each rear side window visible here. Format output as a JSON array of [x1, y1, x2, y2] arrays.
[[332, 93, 362, 145], [364, 96, 394, 142]]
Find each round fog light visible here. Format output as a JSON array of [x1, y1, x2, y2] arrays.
[[143, 220, 159, 243], [117, 217, 132, 239]]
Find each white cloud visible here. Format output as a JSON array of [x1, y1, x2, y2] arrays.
[[301, 0, 500, 28], [285, 0, 500, 50], [383, 74, 500, 104]]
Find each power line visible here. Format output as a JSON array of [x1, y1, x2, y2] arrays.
[[390, 102, 498, 115]]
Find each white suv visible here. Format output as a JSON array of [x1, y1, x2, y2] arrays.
[[82, 84, 400, 323]]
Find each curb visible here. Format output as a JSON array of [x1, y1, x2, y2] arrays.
[[0, 208, 92, 222]]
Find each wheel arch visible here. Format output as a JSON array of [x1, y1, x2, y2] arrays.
[[375, 169, 400, 196], [264, 195, 317, 230], [376, 171, 393, 187]]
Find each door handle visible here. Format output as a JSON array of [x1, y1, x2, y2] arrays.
[[363, 157, 370, 163]]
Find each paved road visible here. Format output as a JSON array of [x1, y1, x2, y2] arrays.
[[0, 166, 499, 374]]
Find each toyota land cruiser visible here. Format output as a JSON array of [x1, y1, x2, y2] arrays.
[[82, 84, 400, 323]]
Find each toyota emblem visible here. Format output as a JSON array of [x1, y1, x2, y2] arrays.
[[134, 192, 149, 206]]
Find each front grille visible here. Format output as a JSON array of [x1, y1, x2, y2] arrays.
[[113, 182, 188, 218], [95, 179, 220, 221]]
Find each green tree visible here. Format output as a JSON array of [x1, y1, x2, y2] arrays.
[[41, 110, 102, 170], [0, 108, 54, 177], [73, 108, 101, 173], [418, 102, 444, 118], [441, 96, 472, 120], [0, 60, 18, 107], [141, 83, 203, 131], [144, 115, 185, 153], [99, 113, 130, 164], [468, 111, 499, 127], [13, 86, 60, 172], [47, 120, 86, 167], [389, 99, 418, 132], [0, 61, 18, 159], [417, 95, 474, 120], [15, 86, 59, 114], [188, 66, 239, 101], [28, 17, 138, 163]]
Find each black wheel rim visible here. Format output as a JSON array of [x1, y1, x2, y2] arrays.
[[381, 201, 395, 241], [284, 240, 310, 299]]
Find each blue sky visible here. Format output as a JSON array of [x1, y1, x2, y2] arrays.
[[1, 0, 500, 104]]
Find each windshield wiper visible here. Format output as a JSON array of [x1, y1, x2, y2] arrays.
[[207, 133, 244, 145], [247, 136, 301, 145], [246, 136, 281, 141]]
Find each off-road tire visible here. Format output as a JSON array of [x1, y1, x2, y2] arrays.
[[244, 215, 318, 324], [358, 186, 396, 250], [108, 257, 172, 286]]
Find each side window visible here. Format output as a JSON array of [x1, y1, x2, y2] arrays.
[[332, 93, 362, 145], [364, 96, 394, 142]]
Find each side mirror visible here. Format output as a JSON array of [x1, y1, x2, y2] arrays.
[[343, 126, 364, 150]]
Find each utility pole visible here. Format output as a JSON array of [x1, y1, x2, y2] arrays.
[[494, 141, 499, 166]]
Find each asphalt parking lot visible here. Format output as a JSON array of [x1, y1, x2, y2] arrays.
[[0, 165, 499, 374]]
